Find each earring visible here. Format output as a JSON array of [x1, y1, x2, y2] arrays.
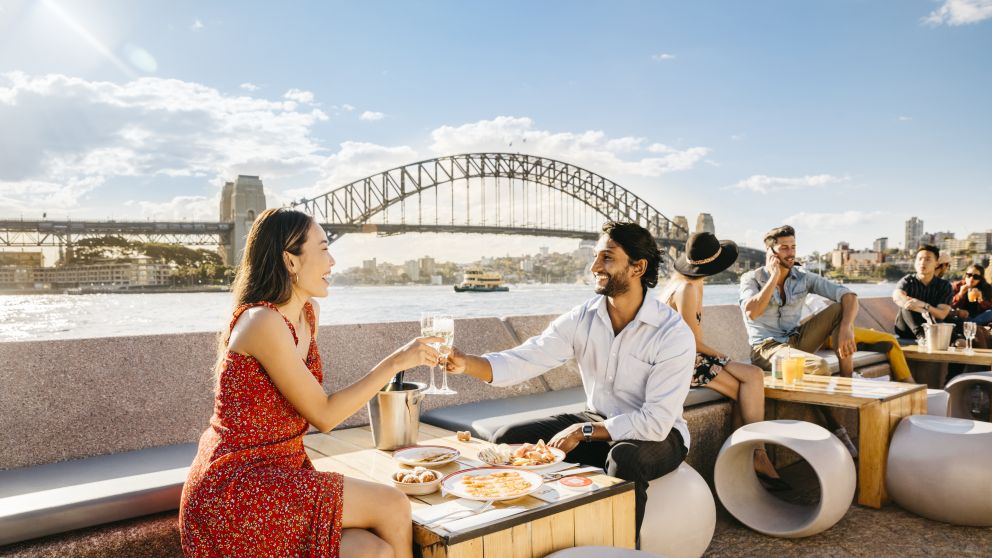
[[293, 273, 299, 285]]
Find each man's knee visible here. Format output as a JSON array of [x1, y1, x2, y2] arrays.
[[490, 424, 528, 444], [607, 441, 681, 482]]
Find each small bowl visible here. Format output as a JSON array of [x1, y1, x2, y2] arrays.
[[393, 475, 442, 496]]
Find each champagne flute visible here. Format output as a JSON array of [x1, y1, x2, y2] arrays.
[[964, 321, 977, 354], [420, 312, 442, 394], [433, 314, 457, 395]]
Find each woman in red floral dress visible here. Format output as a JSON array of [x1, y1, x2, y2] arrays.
[[180, 208, 439, 557]]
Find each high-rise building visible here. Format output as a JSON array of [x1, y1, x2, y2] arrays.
[[695, 213, 715, 235], [219, 175, 267, 265], [967, 231, 992, 253], [873, 237, 888, 253], [904, 217, 923, 252]]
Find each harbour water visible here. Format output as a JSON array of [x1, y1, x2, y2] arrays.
[[0, 282, 897, 342]]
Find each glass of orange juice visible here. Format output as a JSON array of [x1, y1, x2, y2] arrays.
[[782, 356, 805, 384]]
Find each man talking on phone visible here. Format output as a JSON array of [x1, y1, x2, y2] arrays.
[[739, 225, 861, 456]]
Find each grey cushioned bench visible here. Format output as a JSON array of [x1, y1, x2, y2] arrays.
[[421, 386, 727, 440], [0, 443, 197, 547]]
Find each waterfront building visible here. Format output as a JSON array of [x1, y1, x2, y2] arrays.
[[967, 231, 992, 253], [0, 257, 173, 289], [873, 237, 888, 253], [943, 238, 972, 255], [219, 175, 267, 266], [362, 258, 377, 272], [695, 213, 715, 235], [419, 256, 436, 276], [904, 217, 923, 251], [404, 260, 420, 281], [843, 251, 883, 276], [0, 251, 44, 267]]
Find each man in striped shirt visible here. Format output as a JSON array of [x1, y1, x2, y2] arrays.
[[892, 244, 963, 340]]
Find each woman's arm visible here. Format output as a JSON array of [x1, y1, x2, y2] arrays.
[[231, 307, 439, 433], [672, 284, 726, 359]]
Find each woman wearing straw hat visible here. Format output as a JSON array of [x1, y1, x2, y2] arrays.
[[659, 232, 787, 489]]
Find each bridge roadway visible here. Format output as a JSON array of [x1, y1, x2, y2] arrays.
[[0, 218, 764, 267]]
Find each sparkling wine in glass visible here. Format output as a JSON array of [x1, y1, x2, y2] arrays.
[[433, 314, 456, 395], [420, 312, 442, 394], [964, 321, 977, 354]]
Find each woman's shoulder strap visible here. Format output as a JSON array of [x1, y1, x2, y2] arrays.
[[229, 301, 299, 344]]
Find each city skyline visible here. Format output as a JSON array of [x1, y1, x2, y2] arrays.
[[1, 1, 990, 265]]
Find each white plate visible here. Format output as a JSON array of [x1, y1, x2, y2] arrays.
[[440, 467, 544, 502], [393, 445, 461, 467], [479, 444, 567, 470]]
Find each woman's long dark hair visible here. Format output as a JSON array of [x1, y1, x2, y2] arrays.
[[214, 207, 313, 380], [966, 263, 992, 299]]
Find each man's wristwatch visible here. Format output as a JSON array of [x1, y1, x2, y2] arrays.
[[581, 423, 594, 443]]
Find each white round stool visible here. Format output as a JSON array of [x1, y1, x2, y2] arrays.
[[546, 547, 663, 558], [927, 388, 949, 416], [714, 420, 855, 538], [886, 415, 992, 526], [639, 462, 714, 558], [945, 372, 992, 420]]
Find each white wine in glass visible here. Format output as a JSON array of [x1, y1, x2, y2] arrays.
[[420, 312, 442, 394], [433, 314, 456, 395]]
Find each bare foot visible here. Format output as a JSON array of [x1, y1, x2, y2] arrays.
[[753, 448, 781, 479]]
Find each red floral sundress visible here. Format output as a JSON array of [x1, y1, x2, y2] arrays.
[[179, 301, 344, 557]]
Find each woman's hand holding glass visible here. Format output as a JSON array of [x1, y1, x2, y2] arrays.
[[388, 335, 442, 372]]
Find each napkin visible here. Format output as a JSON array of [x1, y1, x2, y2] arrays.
[[412, 499, 483, 525], [440, 506, 525, 532], [412, 499, 527, 533]]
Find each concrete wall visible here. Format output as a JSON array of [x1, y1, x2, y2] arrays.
[[0, 298, 901, 471]]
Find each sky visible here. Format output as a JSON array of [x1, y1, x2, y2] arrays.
[[1, 0, 990, 266]]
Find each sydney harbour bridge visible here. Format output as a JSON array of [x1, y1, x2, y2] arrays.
[[0, 152, 763, 269]]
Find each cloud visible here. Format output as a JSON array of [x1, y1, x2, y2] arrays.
[[284, 88, 315, 103], [240, 82, 259, 91], [359, 110, 385, 121], [342, 104, 356, 111], [783, 210, 885, 229], [191, 19, 204, 31], [923, 0, 992, 25], [124, 195, 216, 221], [429, 116, 709, 177], [0, 72, 329, 214], [730, 174, 848, 194], [897, 115, 912, 122], [651, 53, 676, 61], [286, 141, 419, 202]]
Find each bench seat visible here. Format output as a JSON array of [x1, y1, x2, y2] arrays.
[[421, 386, 727, 440], [0, 443, 196, 547]]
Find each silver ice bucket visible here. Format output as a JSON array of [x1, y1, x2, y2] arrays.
[[923, 323, 955, 352], [367, 382, 426, 450]]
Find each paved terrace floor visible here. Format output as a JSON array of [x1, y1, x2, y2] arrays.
[[706, 460, 992, 557]]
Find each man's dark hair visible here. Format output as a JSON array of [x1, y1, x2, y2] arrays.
[[916, 244, 939, 260], [763, 225, 796, 248], [601, 221, 662, 290]]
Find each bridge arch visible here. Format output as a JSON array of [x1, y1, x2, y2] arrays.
[[293, 153, 688, 245]]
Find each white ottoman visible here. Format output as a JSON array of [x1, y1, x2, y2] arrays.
[[886, 415, 992, 526], [945, 372, 992, 420], [927, 388, 949, 416], [639, 462, 714, 558], [546, 547, 663, 558], [714, 420, 856, 538]]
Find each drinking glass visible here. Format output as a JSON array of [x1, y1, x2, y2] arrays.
[[964, 321, 977, 354], [420, 312, 442, 394], [432, 314, 457, 395]]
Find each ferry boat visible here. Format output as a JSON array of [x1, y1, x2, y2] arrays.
[[454, 269, 509, 292]]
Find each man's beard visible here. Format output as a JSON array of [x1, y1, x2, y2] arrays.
[[594, 272, 631, 297]]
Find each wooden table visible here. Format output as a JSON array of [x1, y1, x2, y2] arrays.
[[901, 345, 992, 367], [763, 375, 927, 508], [302, 423, 635, 558]]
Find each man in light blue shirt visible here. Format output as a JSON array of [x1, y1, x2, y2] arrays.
[[739, 224, 860, 456], [739, 225, 859, 376], [447, 222, 695, 534]]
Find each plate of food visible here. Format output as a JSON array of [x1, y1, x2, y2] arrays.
[[477, 440, 565, 470], [440, 466, 543, 501], [393, 445, 461, 468]]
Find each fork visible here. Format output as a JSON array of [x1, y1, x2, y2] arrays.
[[424, 500, 496, 529]]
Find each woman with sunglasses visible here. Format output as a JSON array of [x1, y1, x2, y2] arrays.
[[952, 263, 992, 326]]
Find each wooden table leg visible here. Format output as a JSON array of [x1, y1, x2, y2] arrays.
[[857, 400, 888, 508]]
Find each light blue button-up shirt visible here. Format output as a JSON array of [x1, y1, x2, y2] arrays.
[[739, 266, 854, 345], [484, 294, 695, 446]]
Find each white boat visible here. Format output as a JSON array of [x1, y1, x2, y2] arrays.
[[454, 269, 509, 292]]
